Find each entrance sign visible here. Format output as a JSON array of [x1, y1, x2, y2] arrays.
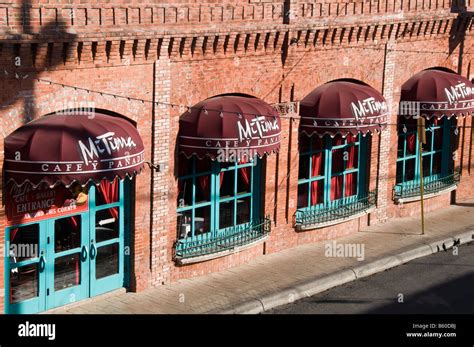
[[5, 184, 88, 226]]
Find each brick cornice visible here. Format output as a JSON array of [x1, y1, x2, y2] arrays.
[[0, 12, 470, 70]]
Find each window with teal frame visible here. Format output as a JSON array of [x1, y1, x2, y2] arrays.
[[295, 134, 376, 229], [394, 117, 459, 201], [175, 157, 269, 261]]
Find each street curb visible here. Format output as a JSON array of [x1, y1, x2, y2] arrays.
[[217, 230, 474, 314]]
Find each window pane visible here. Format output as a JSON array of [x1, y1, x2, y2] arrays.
[[9, 224, 39, 262], [332, 148, 344, 174], [298, 155, 310, 179], [55, 216, 81, 253], [396, 162, 404, 184], [219, 201, 234, 229], [96, 179, 118, 206], [433, 127, 443, 150], [406, 158, 416, 181], [95, 243, 119, 279], [310, 180, 324, 206], [406, 134, 416, 155], [422, 155, 431, 177], [397, 136, 405, 158], [297, 184, 309, 209], [237, 167, 252, 194], [195, 175, 211, 203], [433, 152, 442, 175], [10, 264, 38, 304], [236, 197, 251, 225], [219, 169, 235, 199], [95, 208, 119, 242], [177, 178, 193, 207], [331, 175, 343, 200], [194, 206, 211, 236], [423, 129, 433, 152], [311, 152, 325, 177], [345, 173, 358, 197], [177, 210, 192, 239], [345, 145, 358, 169], [54, 253, 81, 291]]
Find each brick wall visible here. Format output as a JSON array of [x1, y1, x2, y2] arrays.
[[1, 0, 474, 310]]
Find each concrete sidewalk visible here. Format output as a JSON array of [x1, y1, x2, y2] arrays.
[[48, 201, 474, 314]]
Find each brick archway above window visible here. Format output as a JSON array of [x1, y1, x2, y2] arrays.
[[399, 69, 474, 119], [178, 95, 281, 161], [4, 112, 145, 188], [299, 80, 388, 138]]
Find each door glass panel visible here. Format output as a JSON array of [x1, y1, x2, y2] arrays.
[[10, 264, 38, 304], [96, 208, 119, 242], [219, 200, 234, 229], [55, 216, 81, 252], [9, 224, 39, 262], [95, 180, 119, 206], [54, 254, 81, 291], [96, 244, 119, 279]]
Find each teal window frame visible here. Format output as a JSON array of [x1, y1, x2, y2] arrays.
[[176, 157, 261, 245], [297, 134, 369, 210], [395, 118, 453, 188]]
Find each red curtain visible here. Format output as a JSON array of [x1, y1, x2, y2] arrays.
[[238, 159, 251, 191], [195, 160, 211, 200], [344, 136, 357, 197], [330, 136, 344, 200], [407, 133, 416, 154], [310, 152, 323, 205], [98, 179, 119, 219]]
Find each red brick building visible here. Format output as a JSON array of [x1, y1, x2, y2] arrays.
[[1, 0, 474, 313]]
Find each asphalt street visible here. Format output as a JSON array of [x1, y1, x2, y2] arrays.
[[267, 242, 474, 314]]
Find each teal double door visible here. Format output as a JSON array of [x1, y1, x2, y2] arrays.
[[5, 181, 128, 314]]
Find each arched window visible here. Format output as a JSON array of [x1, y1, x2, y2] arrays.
[[295, 80, 386, 229], [394, 68, 470, 202], [175, 95, 280, 262]]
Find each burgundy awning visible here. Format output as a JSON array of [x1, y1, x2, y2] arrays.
[[4, 113, 145, 188], [400, 69, 474, 119], [299, 80, 388, 137], [178, 96, 281, 161]]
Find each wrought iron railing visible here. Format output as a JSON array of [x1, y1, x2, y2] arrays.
[[174, 217, 271, 260], [295, 191, 377, 228], [393, 172, 460, 201]]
